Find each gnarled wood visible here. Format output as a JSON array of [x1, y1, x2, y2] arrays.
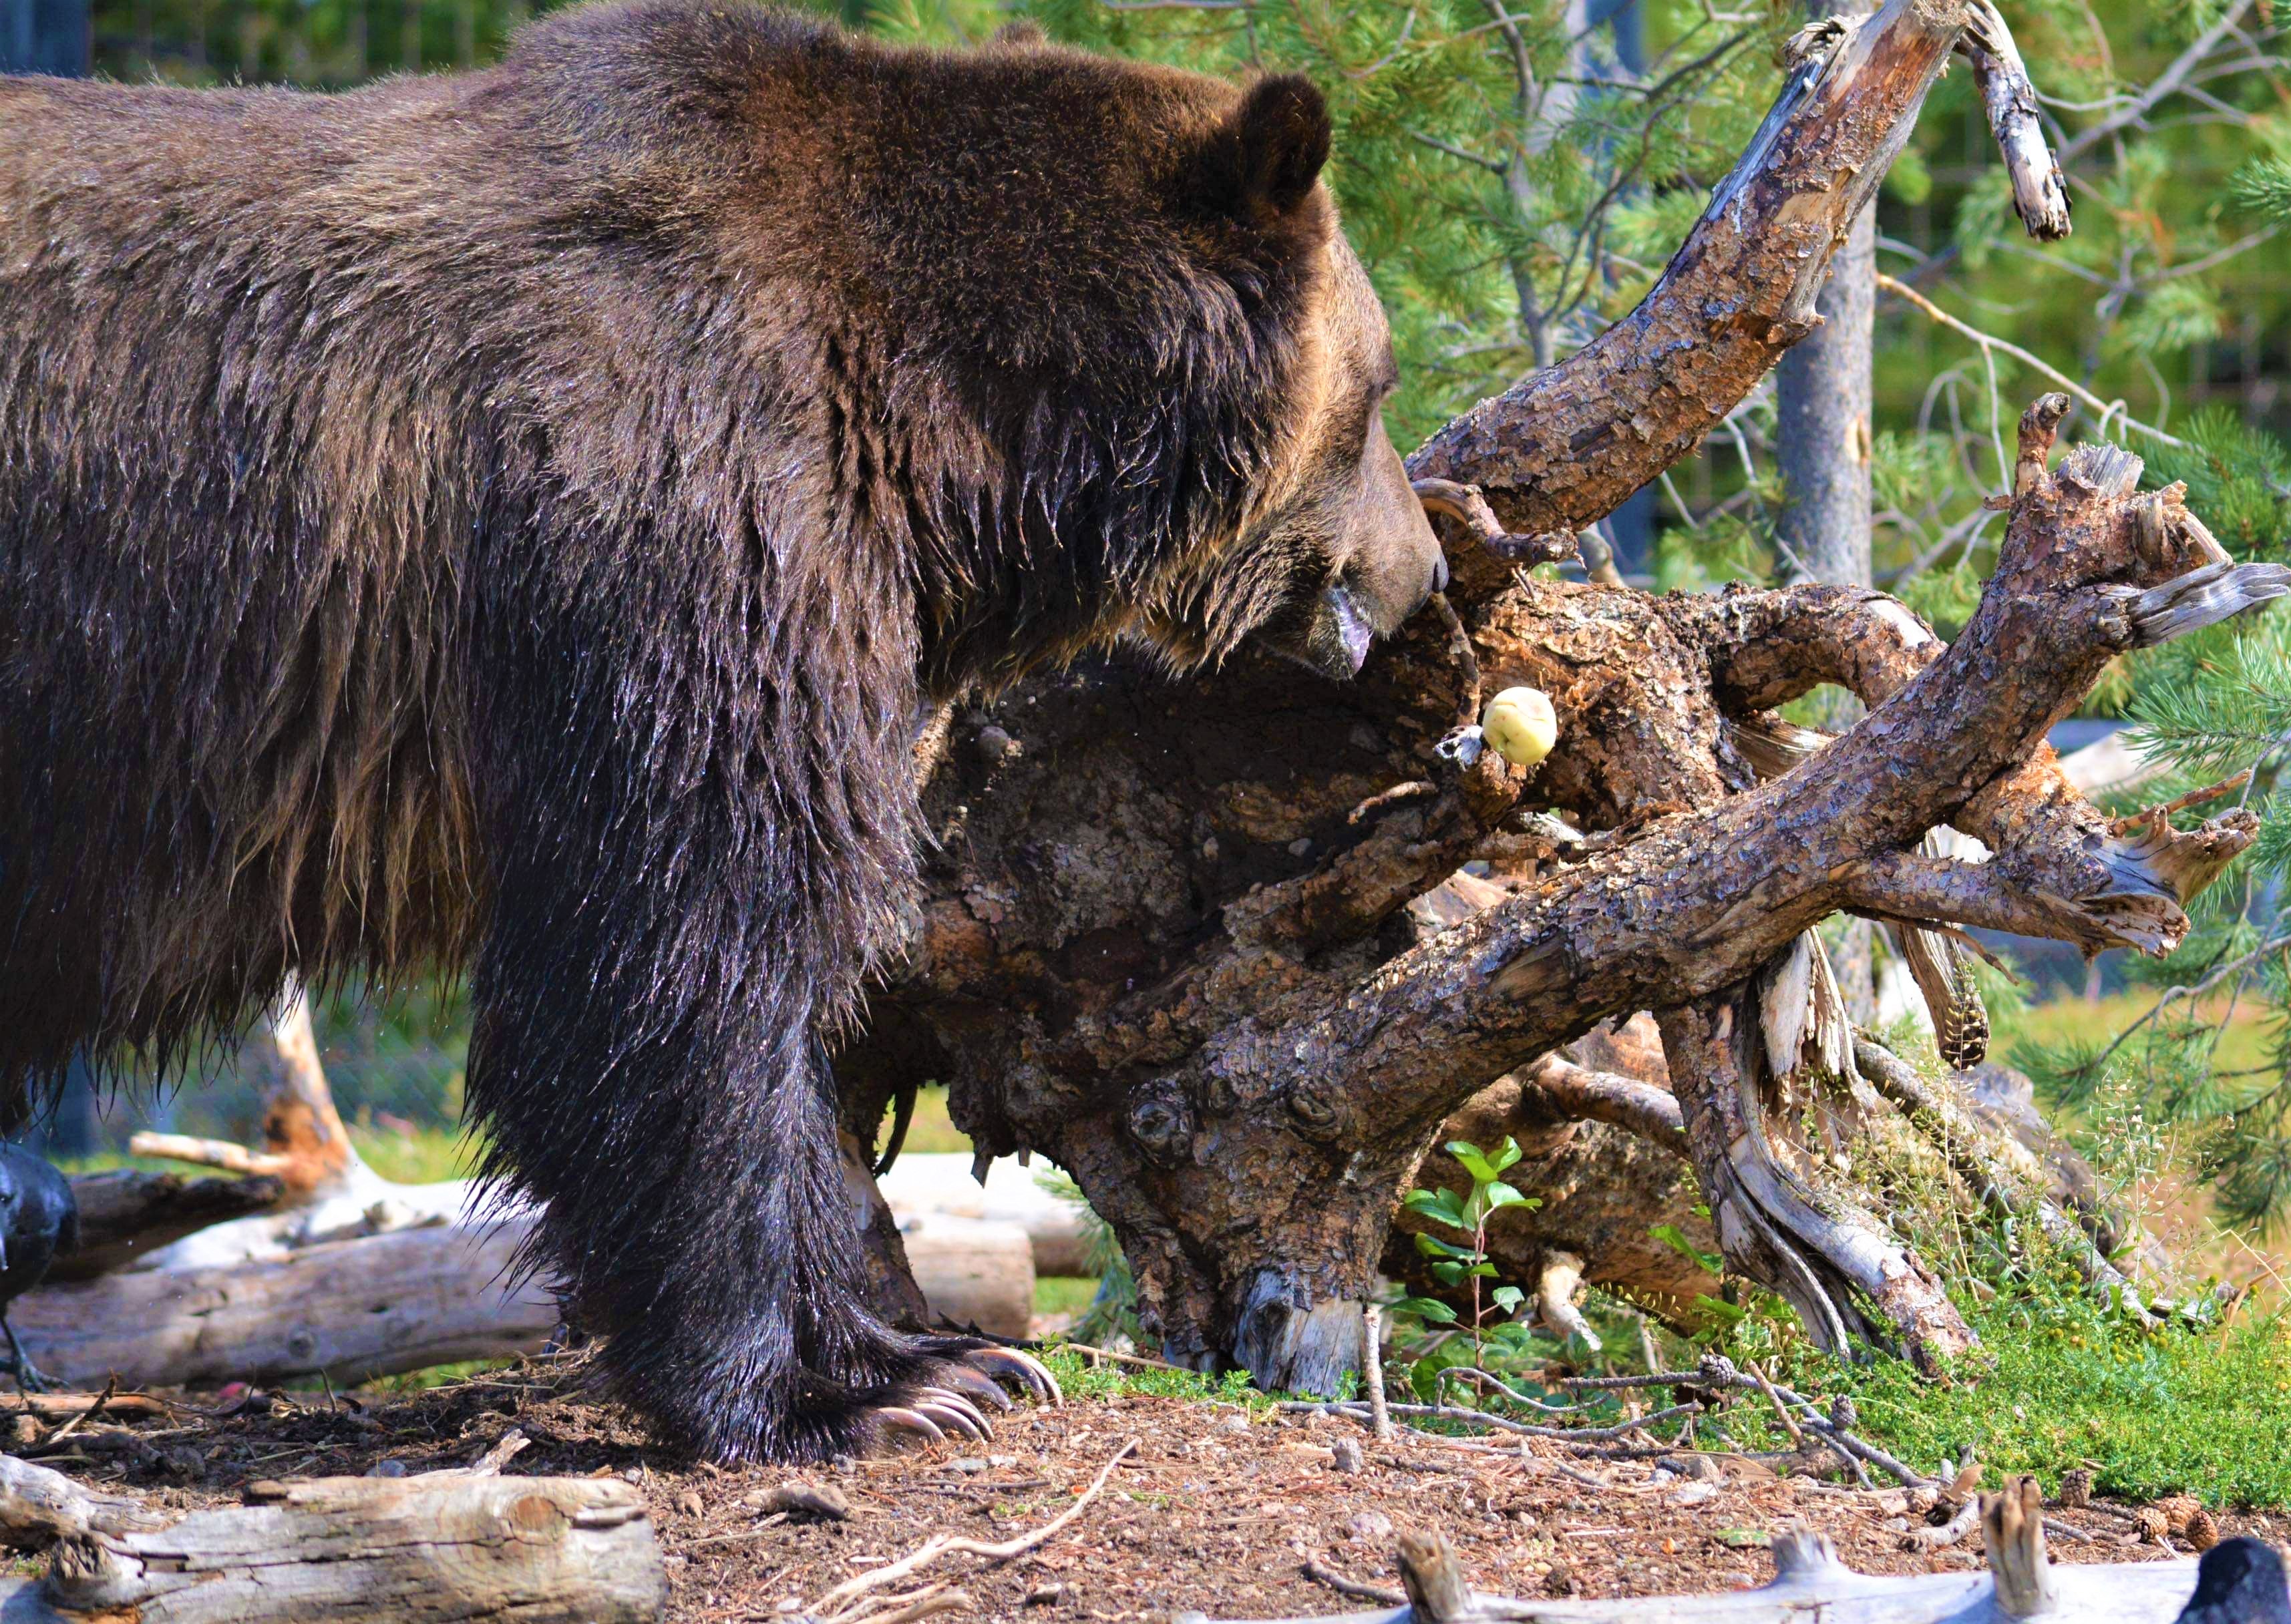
[[842, 419, 2256, 1386], [1408, 0, 1974, 548]]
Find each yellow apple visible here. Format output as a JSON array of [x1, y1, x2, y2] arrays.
[[1481, 686, 1558, 770]]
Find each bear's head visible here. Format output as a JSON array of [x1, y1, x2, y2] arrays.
[[858, 45, 1447, 694], [1133, 76, 1447, 682]]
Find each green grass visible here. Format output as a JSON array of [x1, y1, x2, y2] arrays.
[[1033, 1275, 1099, 1318], [348, 1125, 478, 1184], [1677, 1243, 2291, 1508], [1825, 1303, 2291, 1506], [353, 1358, 519, 1395], [1037, 1345, 1274, 1410]]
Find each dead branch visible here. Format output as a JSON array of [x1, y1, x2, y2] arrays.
[[1411, 481, 1574, 570], [127, 982, 361, 1198], [53, 1169, 287, 1282], [1411, 0, 1979, 544], [1902, 1492, 1982, 1552], [1515, 1054, 1684, 1153], [1301, 1558, 1404, 1606], [1959, 1, 2071, 240]]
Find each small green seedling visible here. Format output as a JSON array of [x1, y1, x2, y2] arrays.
[[1393, 1137, 1540, 1359]]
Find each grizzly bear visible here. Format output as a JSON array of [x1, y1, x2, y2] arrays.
[[0, 0, 1443, 1458]]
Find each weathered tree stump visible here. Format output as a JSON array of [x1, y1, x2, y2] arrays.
[[841, 396, 2270, 1386], [819, 0, 2276, 1390]]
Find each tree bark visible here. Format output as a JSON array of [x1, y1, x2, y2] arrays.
[[1773, 7, 1878, 600]]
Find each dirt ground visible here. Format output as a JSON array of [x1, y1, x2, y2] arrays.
[[17, 1356, 2264, 1621]]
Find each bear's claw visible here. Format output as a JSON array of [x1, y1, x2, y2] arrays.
[[964, 1345, 1063, 1406], [912, 1393, 989, 1440], [872, 1405, 948, 1444], [932, 1363, 1015, 1412]]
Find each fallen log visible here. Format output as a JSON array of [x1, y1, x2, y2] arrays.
[[0, 1449, 665, 1623], [878, 1152, 1091, 1276], [894, 1211, 1037, 1339], [31, 1177, 1032, 1382], [13, 1218, 559, 1388], [53, 1168, 286, 1282], [1180, 1520, 2206, 1624]]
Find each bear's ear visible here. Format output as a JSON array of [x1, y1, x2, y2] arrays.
[[991, 19, 1049, 47], [1190, 73, 1332, 220]]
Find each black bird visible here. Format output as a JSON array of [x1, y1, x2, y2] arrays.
[[2176, 1538, 2291, 1624], [0, 1145, 75, 1392]]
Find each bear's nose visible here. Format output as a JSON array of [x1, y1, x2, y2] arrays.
[[1431, 552, 1449, 595]]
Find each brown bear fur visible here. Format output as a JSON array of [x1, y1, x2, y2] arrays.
[[0, 0, 1439, 1458]]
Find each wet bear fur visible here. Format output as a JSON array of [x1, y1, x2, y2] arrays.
[[0, 0, 1441, 1457]]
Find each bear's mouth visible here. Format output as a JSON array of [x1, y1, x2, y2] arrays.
[[1264, 583, 1375, 680]]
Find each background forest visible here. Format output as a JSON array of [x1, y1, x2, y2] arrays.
[[10, 0, 2291, 1290]]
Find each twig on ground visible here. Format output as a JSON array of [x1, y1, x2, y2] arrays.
[[1280, 1398, 1697, 1444], [1559, 1359, 1934, 1489], [1435, 1366, 1584, 1414], [1745, 1362, 1803, 1448], [457, 1428, 530, 1476], [1301, 1557, 1405, 1605], [806, 1441, 1136, 1624], [45, 1377, 116, 1446], [1905, 1492, 1984, 1552]]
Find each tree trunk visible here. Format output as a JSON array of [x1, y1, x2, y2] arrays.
[[1772, 1, 1880, 1012], [1773, 19, 1878, 599]]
